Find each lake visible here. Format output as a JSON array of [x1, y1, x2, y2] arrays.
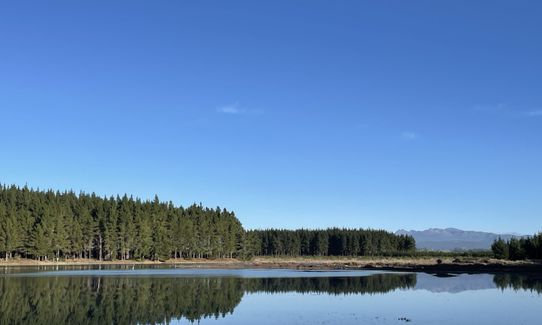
[[1, 266, 541, 324]]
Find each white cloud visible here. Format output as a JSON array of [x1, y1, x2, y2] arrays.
[[401, 131, 418, 141], [217, 102, 241, 114], [216, 102, 264, 115]]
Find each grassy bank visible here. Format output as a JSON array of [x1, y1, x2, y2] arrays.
[[1, 255, 541, 273]]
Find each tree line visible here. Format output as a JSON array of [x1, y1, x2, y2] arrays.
[[250, 228, 415, 257], [0, 184, 245, 261], [491, 233, 542, 260], [0, 183, 415, 261]]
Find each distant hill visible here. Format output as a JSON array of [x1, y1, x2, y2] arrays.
[[395, 228, 525, 251]]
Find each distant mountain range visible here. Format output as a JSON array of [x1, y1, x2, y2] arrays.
[[395, 228, 525, 251]]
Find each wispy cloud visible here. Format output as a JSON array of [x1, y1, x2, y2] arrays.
[[525, 109, 542, 117], [473, 103, 542, 119], [473, 103, 507, 113], [216, 102, 264, 115], [217, 102, 241, 114], [401, 131, 418, 141]]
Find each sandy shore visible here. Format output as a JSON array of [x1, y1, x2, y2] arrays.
[[1, 256, 541, 273]]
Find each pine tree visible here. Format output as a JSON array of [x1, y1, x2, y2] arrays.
[[491, 238, 509, 259], [68, 216, 84, 258], [79, 206, 97, 259], [134, 206, 152, 259], [104, 199, 119, 260], [30, 217, 53, 261], [178, 216, 195, 258], [0, 203, 8, 260], [51, 206, 69, 260]]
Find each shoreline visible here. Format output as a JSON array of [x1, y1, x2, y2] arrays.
[[2, 257, 541, 273]]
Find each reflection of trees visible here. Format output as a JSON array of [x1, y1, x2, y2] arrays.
[[245, 274, 417, 295], [493, 273, 542, 294], [0, 277, 243, 324], [0, 273, 415, 324]]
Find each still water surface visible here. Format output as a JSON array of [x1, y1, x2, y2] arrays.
[[1, 266, 540, 324]]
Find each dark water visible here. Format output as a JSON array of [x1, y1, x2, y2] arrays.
[[1, 266, 541, 324]]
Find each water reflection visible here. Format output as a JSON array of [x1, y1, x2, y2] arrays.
[[415, 273, 495, 293], [0, 272, 414, 324], [0, 269, 540, 325], [493, 273, 542, 294]]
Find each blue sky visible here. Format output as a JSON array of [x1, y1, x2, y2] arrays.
[[1, 1, 541, 234]]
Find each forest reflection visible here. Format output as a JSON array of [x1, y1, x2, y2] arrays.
[[493, 273, 542, 294], [0, 272, 540, 324], [0, 273, 414, 324]]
